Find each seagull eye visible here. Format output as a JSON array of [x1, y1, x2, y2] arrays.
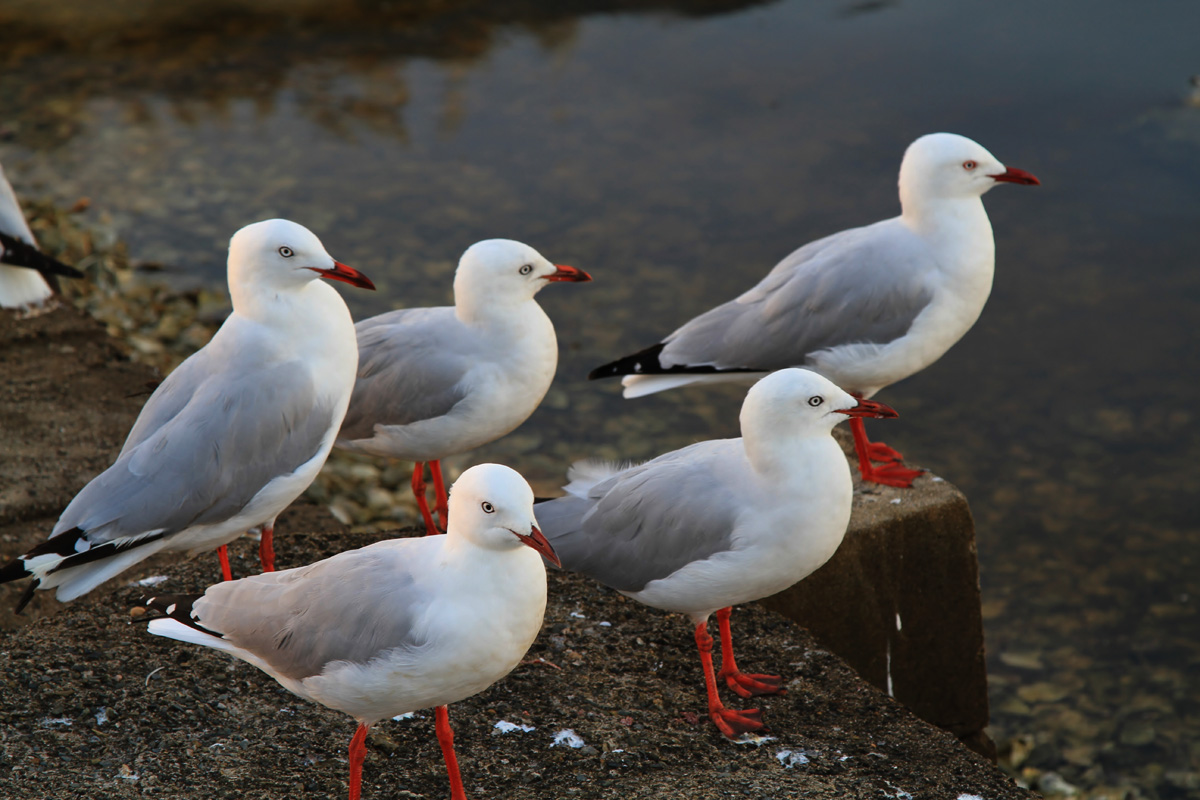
[[481, 502, 496, 514], [519, 264, 533, 275], [962, 160, 978, 171], [807, 396, 823, 407], [278, 246, 294, 258]]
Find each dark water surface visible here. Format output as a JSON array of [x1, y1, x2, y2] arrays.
[[3, 1, 1198, 796]]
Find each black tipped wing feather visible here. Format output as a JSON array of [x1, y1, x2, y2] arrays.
[[588, 342, 765, 381], [145, 593, 224, 638], [0, 231, 83, 279]]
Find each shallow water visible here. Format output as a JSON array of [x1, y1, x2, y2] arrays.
[[2, 1, 1198, 796]]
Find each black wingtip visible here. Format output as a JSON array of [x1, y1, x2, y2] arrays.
[[0, 231, 85, 280], [588, 343, 668, 380], [0, 556, 32, 586], [41, 528, 168, 576], [143, 592, 199, 617], [13, 580, 38, 615], [143, 592, 223, 637], [2, 548, 40, 614], [589, 341, 767, 381], [17, 527, 89, 561]]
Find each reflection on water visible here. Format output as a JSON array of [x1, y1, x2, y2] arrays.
[[0, 0, 768, 149], [3, 1, 1199, 796]]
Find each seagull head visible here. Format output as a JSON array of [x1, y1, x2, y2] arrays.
[[899, 133, 1040, 209], [454, 239, 590, 313], [741, 368, 898, 442], [227, 219, 375, 296], [447, 463, 561, 567]]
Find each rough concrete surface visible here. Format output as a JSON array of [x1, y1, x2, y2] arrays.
[[764, 460, 991, 754], [0, 305, 1034, 799]]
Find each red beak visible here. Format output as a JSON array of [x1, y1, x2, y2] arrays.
[[309, 261, 376, 290], [989, 166, 1040, 186], [837, 398, 899, 419], [543, 264, 592, 283], [515, 525, 561, 568]]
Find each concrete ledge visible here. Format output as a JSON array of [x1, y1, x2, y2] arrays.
[[761, 460, 991, 754]]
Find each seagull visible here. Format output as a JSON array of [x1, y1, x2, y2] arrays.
[[534, 368, 896, 738], [589, 132, 1038, 487], [145, 463, 560, 800], [0, 219, 374, 608], [336, 238, 591, 536], [0, 162, 83, 310]]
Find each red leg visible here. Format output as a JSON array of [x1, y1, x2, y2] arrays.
[[716, 607, 785, 698], [411, 462, 440, 536], [348, 722, 368, 800], [434, 705, 467, 800], [216, 545, 232, 582], [694, 620, 765, 738], [430, 459, 449, 534], [258, 521, 276, 572], [848, 416, 924, 488]]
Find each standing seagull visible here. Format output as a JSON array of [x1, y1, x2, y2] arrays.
[[590, 133, 1038, 487], [145, 463, 560, 800], [0, 219, 374, 607], [535, 368, 896, 738], [337, 239, 591, 535], [0, 162, 83, 309]]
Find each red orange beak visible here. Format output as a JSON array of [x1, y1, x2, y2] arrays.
[[515, 525, 561, 567], [989, 166, 1041, 186], [837, 398, 899, 419], [544, 264, 592, 283], [309, 261, 376, 290]]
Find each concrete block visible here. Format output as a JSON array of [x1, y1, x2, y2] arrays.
[[760, 445, 990, 752]]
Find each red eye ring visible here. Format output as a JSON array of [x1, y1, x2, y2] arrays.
[[962, 160, 978, 171]]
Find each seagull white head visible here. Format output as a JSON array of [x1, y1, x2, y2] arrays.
[[454, 238, 590, 311], [741, 368, 899, 441], [899, 133, 1040, 209], [227, 219, 375, 296], [447, 463, 561, 567]]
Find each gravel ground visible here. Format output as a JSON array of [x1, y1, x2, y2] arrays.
[[1, 520, 1032, 800]]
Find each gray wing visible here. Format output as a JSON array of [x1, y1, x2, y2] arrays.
[[660, 218, 936, 370], [536, 440, 744, 592], [55, 343, 337, 543], [338, 307, 473, 441], [119, 343, 223, 453], [191, 541, 427, 681]]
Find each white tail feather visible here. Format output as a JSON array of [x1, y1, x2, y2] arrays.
[[148, 617, 229, 650], [620, 371, 765, 399], [148, 617, 287, 681], [0, 264, 52, 309], [45, 537, 172, 602]]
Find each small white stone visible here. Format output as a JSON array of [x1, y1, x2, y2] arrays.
[[551, 729, 586, 748], [735, 733, 777, 746], [775, 749, 810, 767]]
